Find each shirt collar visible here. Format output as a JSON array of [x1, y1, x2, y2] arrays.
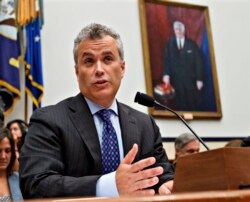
[[84, 97, 118, 116]]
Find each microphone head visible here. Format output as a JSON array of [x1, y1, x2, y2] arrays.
[[134, 92, 155, 107]]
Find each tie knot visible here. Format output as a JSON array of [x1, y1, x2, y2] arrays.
[[97, 109, 111, 122]]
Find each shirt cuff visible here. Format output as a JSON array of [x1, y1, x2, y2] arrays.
[[96, 171, 119, 197]]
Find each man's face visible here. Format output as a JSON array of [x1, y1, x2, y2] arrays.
[[75, 35, 125, 107], [0, 137, 12, 172], [176, 139, 200, 159], [174, 27, 185, 39]]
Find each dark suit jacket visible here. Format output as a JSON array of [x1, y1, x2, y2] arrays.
[[20, 93, 174, 198], [163, 37, 204, 87]]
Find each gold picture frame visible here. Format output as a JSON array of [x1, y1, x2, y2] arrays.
[[139, 0, 222, 119]]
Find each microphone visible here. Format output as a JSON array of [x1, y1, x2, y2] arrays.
[[134, 92, 209, 150]]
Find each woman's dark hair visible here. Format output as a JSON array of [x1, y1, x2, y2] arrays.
[[0, 128, 16, 175], [6, 119, 28, 135]]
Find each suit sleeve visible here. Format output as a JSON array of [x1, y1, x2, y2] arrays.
[[163, 40, 171, 76], [131, 108, 175, 192], [149, 116, 174, 191], [194, 42, 204, 81], [19, 107, 100, 198]]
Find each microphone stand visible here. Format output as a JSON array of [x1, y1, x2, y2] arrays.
[[154, 100, 210, 151], [134, 91, 210, 150]]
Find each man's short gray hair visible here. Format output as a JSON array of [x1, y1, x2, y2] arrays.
[[73, 23, 124, 65], [173, 21, 185, 32], [175, 132, 197, 149]]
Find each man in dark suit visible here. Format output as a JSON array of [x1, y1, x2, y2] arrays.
[[163, 21, 204, 111], [19, 23, 174, 198]]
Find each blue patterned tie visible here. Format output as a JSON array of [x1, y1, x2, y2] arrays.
[[97, 109, 120, 174]]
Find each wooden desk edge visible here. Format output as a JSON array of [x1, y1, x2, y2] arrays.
[[23, 189, 250, 202]]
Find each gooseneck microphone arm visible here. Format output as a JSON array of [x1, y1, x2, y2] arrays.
[[154, 99, 209, 150], [134, 92, 209, 151]]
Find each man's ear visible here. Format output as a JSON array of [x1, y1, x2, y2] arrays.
[[175, 148, 181, 156], [121, 61, 125, 78], [75, 65, 79, 81]]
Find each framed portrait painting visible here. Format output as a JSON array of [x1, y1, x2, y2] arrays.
[[139, 0, 222, 119]]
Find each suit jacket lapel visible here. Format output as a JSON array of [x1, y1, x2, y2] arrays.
[[68, 93, 102, 173], [67, 96, 141, 170], [118, 103, 140, 161]]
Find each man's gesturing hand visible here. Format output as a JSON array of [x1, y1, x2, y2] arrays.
[[115, 144, 163, 196]]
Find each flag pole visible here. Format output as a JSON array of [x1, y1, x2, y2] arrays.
[[24, 89, 28, 123]]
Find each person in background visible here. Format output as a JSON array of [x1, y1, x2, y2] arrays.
[[0, 128, 23, 201], [224, 139, 243, 147], [6, 119, 28, 172], [163, 20, 204, 111], [20, 23, 174, 199], [6, 119, 28, 146], [241, 136, 250, 147], [224, 137, 250, 147], [173, 132, 200, 166]]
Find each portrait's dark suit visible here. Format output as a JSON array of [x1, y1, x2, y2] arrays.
[[163, 37, 204, 111], [20, 93, 174, 198]]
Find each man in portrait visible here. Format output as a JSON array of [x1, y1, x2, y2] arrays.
[[162, 20, 204, 111]]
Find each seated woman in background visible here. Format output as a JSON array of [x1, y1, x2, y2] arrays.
[[6, 119, 28, 146], [6, 119, 28, 172], [0, 128, 23, 201]]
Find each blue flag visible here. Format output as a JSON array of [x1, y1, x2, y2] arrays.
[[25, 17, 44, 109], [0, 1, 21, 114]]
